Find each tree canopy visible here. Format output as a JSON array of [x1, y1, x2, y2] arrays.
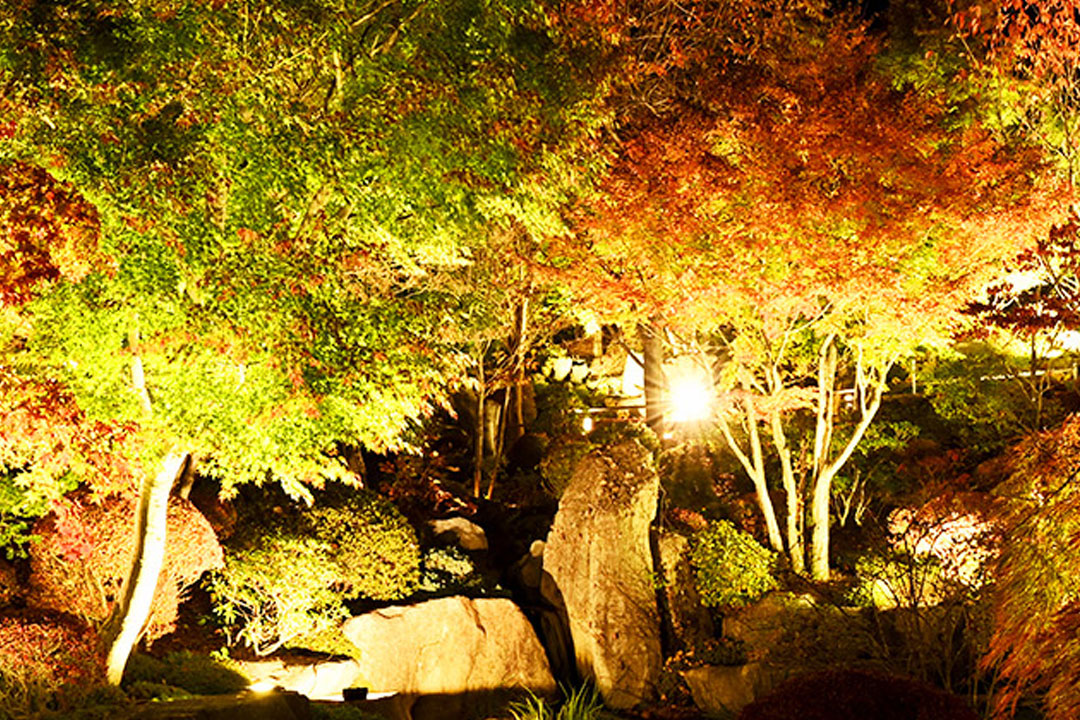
[[545, 0, 1063, 576]]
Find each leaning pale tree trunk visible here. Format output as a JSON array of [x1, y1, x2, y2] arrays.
[[104, 451, 188, 684], [104, 322, 188, 684], [807, 338, 894, 580]]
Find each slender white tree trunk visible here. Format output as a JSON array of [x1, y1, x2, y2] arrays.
[[718, 396, 784, 554], [770, 407, 803, 574], [105, 450, 188, 684], [807, 346, 893, 580]]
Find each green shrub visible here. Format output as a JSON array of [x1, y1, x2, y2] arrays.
[[207, 489, 419, 655], [33, 684, 131, 720], [508, 684, 602, 720], [690, 520, 778, 609], [418, 546, 483, 594], [121, 651, 248, 696]]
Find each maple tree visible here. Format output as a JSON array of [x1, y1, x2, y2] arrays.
[[0, 161, 133, 553], [950, 0, 1080, 186], [946, 4, 1080, 718], [983, 416, 1080, 720], [553, 0, 1061, 578], [0, 0, 614, 681], [963, 214, 1080, 432]]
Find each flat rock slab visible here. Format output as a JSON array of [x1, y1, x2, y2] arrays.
[[131, 690, 309, 720], [237, 658, 363, 701]]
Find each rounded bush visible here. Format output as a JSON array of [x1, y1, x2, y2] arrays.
[[308, 495, 421, 601], [738, 669, 979, 720], [207, 488, 420, 655], [27, 494, 223, 643], [690, 520, 778, 609]]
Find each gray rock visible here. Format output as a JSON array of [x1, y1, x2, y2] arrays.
[[542, 440, 662, 709]]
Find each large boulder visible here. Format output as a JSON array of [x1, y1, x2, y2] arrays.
[[341, 596, 554, 720], [541, 440, 662, 709], [722, 593, 816, 660], [428, 517, 488, 551]]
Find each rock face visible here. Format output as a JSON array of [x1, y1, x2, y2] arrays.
[[428, 517, 488, 551], [542, 440, 662, 709], [341, 596, 554, 720], [681, 663, 768, 717], [656, 530, 713, 650]]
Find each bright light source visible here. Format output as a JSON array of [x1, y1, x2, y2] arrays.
[[582, 415, 594, 433], [249, 680, 277, 694], [669, 377, 712, 422], [666, 355, 714, 423]]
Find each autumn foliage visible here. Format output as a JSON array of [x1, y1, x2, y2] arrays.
[[0, 609, 105, 715], [560, 9, 1058, 327], [0, 161, 104, 307], [981, 415, 1080, 720], [27, 494, 223, 643], [0, 373, 137, 497]]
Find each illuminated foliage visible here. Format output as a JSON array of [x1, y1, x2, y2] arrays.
[[982, 416, 1080, 720], [27, 494, 223, 643], [206, 489, 420, 656], [551, 0, 1061, 578], [690, 519, 778, 609], [0, 0, 616, 680], [950, 0, 1080, 183]]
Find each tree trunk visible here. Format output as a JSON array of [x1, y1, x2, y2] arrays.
[[807, 350, 893, 580], [486, 299, 528, 499], [473, 368, 485, 497], [717, 398, 784, 554], [808, 465, 836, 581], [770, 407, 803, 574], [639, 320, 666, 438], [105, 450, 188, 684]]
